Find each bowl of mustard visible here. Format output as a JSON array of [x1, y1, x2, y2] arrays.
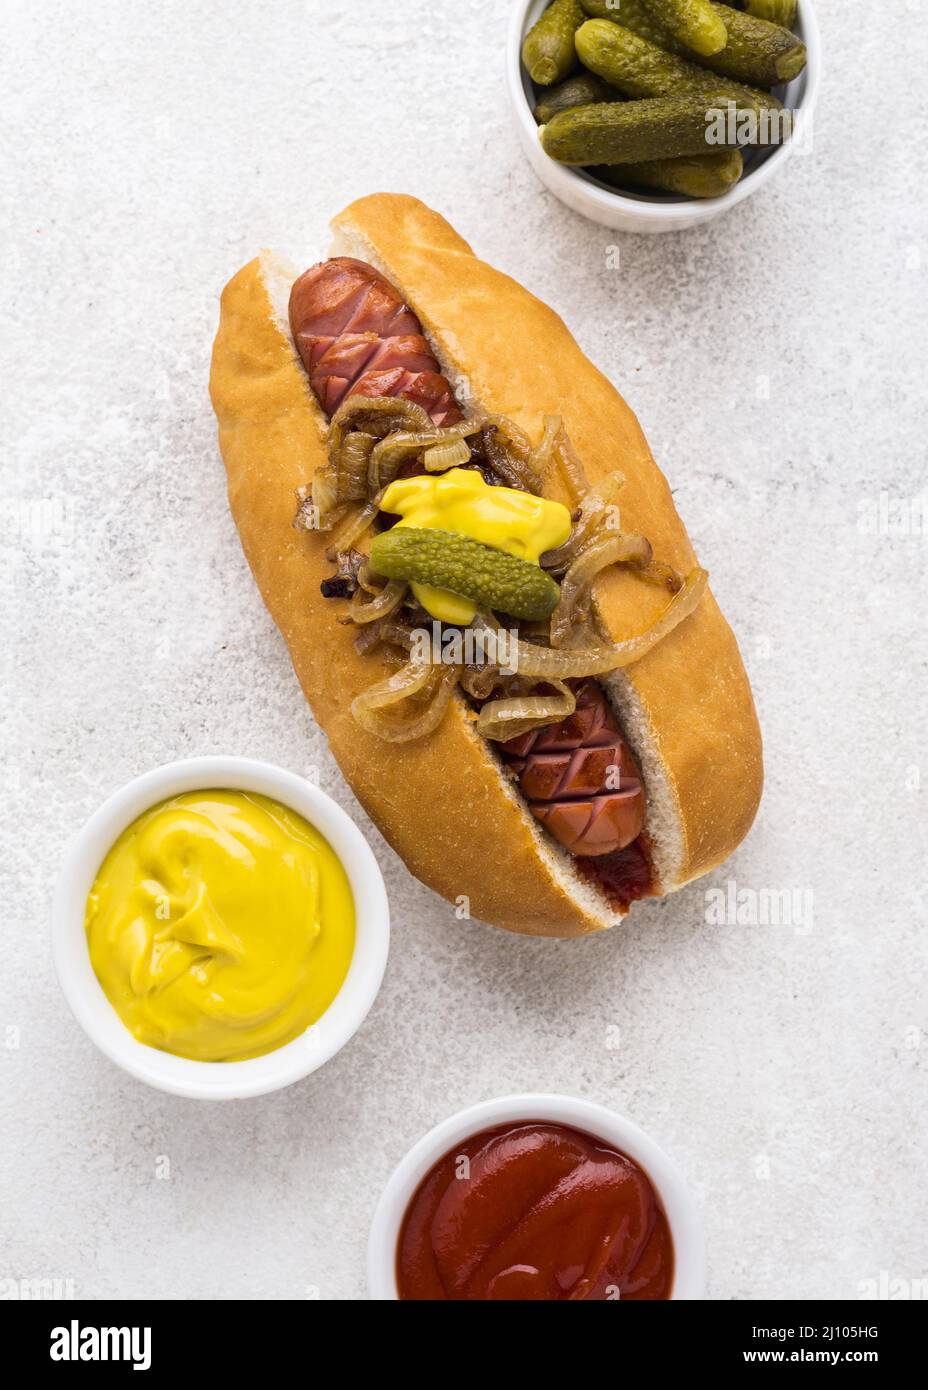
[[52, 757, 390, 1099]]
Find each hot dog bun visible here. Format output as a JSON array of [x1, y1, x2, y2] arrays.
[[209, 193, 762, 937]]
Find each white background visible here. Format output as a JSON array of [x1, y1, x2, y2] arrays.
[[1, 0, 925, 1300]]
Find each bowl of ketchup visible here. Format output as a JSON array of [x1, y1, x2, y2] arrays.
[[368, 1094, 704, 1301]]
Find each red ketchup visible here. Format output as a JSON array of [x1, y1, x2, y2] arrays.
[[396, 1122, 673, 1301]]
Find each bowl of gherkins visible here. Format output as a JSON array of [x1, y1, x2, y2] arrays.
[[508, 0, 820, 232]]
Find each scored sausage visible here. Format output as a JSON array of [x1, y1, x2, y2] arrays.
[[289, 259, 645, 860], [502, 681, 646, 857], [289, 257, 462, 426]]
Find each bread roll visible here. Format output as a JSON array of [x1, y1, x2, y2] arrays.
[[209, 194, 762, 937]]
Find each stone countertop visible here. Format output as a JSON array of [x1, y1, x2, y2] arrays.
[[1, 0, 925, 1301]]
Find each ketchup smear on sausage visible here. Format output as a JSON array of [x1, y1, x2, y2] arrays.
[[396, 1122, 673, 1300]]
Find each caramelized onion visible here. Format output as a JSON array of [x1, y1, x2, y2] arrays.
[[542, 471, 625, 573], [480, 416, 543, 494], [345, 578, 408, 625], [299, 474, 347, 533], [325, 498, 380, 560], [422, 436, 472, 472], [356, 559, 385, 595], [369, 420, 481, 493], [315, 396, 433, 525], [351, 660, 460, 743], [460, 666, 505, 701], [339, 431, 376, 501], [528, 414, 564, 491], [353, 616, 415, 655], [353, 657, 434, 707], [553, 428, 590, 504], [484, 413, 533, 460], [329, 395, 431, 449], [638, 559, 686, 594], [475, 681, 576, 743], [325, 397, 431, 509], [550, 532, 654, 647], [486, 567, 708, 678]]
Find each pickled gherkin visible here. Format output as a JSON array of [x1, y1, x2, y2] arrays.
[[640, 0, 727, 56], [369, 528, 561, 622], [575, 19, 779, 110], [522, 0, 586, 86], [533, 71, 615, 124], [742, 0, 798, 26], [581, 0, 679, 50], [541, 94, 751, 165], [595, 148, 743, 197], [579, 0, 806, 87]]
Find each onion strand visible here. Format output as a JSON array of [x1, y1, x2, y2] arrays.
[[500, 567, 709, 679], [369, 420, 481, 493], [353, 617, 415, 655], [553, 428, 590, 504], [550, 532, 653, 647], [350, 659, 461, 743], [475, 681, 576, 743], [480, 416, 543, 494], [528, 414, 564, 491], [325, 499, 380, 560], [542, 471, 625, 573], [422, 436, 472, 471], [345, 579, 408, 625]]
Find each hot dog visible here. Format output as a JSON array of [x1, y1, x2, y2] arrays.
[[210, 194, 763, 937], [289, 263, 644, 862]]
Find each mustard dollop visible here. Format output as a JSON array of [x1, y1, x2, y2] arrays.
[[379, 468, 572, 624], [85, 791, 355, 1062]]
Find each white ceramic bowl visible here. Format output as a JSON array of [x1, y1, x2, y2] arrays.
[[368, 1093, 705, 1298], [52, 756, 390, 1100], [508, 0, 821, 232]]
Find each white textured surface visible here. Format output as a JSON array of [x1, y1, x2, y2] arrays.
[[1, 0, 926, 1302]]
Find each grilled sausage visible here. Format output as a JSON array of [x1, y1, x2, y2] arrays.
[[502, 681, 646, 856], [289, 257, 462, 426]]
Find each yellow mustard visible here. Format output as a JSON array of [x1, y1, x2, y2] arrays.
[[379, 467, 571, 623], [85, 791, 355, 1062]]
